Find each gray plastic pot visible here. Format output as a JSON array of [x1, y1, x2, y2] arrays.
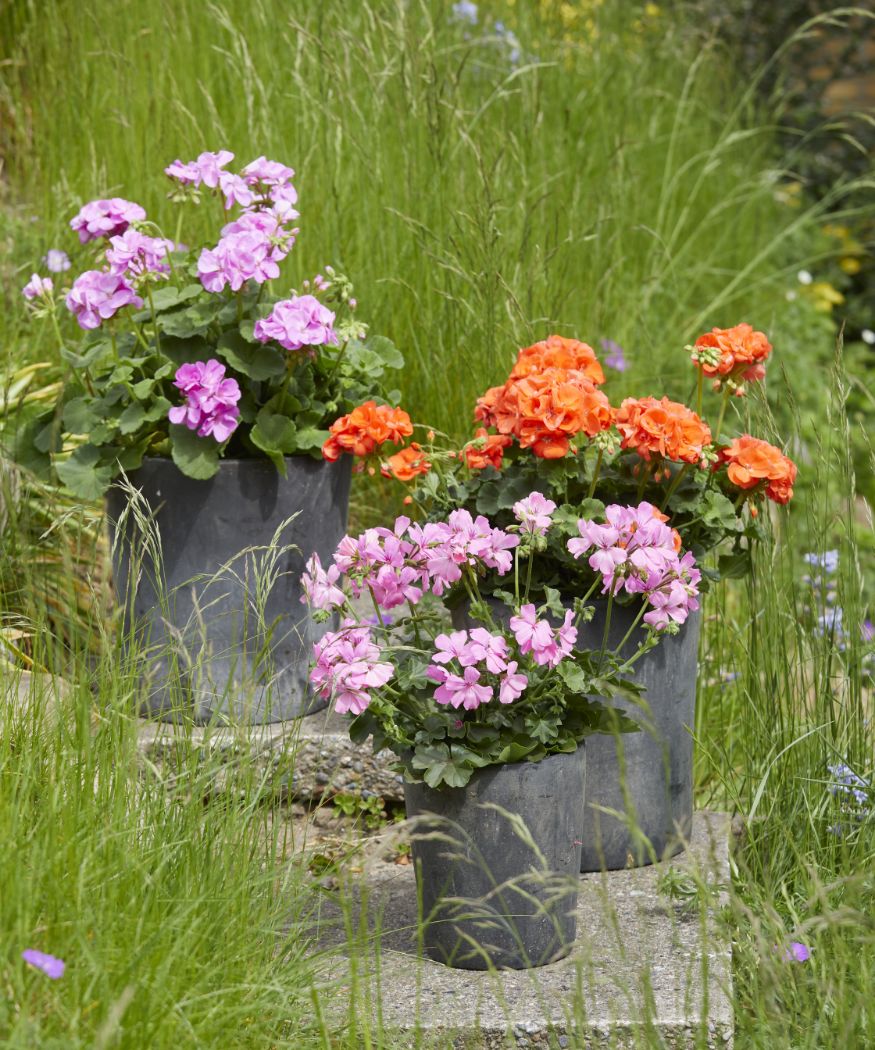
[[403, 746, 585, 970], [452, 598, 700, 871], [107, 455, 351, 723]]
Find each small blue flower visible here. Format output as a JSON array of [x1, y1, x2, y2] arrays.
[[803, 550, 839, 573], [600, 338, 629, 372], [451, 0, 478, 25]]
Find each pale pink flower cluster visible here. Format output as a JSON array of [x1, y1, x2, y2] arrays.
[[165, 150, 299, 218], [311, 622, 394, 715], [70, 197, 146, 243], [168, 359, 241, 442], [65, 270, 143, 330], [566, 502, 700, 630], [513, 491, 557, 535], [197, 211, 296, 294], [325, 510, 519, 610], [427, 629, 528, 709], [509, 604, 577, 667], [106, 229, 175, 278], [301, 553, 346, 611], [253, 294, 338, 352], [22, 274, 53, 300]]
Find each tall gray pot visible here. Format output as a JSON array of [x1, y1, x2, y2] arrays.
[[403, 747, 585, 971], [107, 455, 351, 723], [453, 599, 700, 871]]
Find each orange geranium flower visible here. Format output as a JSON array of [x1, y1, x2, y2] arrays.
[[692, 323, 772, 383], [615, 396, 712, 465], [475, 368, 613, 459], [322, 401, 414, 461], [464, 428, 512, 470], [510, 335, 606, 386], [382, 442, 431, 482], [717, 434, 797, 504]]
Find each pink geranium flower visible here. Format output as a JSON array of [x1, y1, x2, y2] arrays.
[[253, 295, 338, 352], [513, 491, 557, 535], [168, 359, 241, 443]]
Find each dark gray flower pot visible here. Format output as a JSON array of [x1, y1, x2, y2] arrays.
[[403, 747, 585, 970], [107, 455, 351, 723], [452, 598, 700, 871]]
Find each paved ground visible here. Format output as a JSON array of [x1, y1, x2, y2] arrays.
[[313, 812, 733, 1049]]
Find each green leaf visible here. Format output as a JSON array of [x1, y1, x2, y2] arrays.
[[61, 340, 110, 370], [293, 426, 329, 451], [251, 410, 296, 453], [159, 298, 224, 338], [364, 334, 404, 370], [556, 661, 590, 693], [217, 330, 285, 381], [718, 550, 751, 579], [55, 445, 115, 499], [62, 397, 99, 434], [157, 335, 210, 367], [131, 378, 155, 399], [542, 585, 566, 619], [143, 396, 172, 423], [169, 424, 220, 480], [411, 743, 472, 789], [131, 283, 202, 321], [117, 402, 146, 435]]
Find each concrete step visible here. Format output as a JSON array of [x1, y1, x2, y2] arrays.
[[314, 811, 733, 1049]]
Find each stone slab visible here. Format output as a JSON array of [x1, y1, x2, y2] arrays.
[[314, 811, 733, 1049], [136, 706, 404, 800]]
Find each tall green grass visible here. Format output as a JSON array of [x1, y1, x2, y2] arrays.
[[0, 0, 858, 434]]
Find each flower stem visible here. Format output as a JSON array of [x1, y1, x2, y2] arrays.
[[713, 386, 732, 444], [524, 549, 535, 603], [613, 599, 648, 659], [660, 463, 691, 511], [587, 448, 603, 500], [598, 590, 614, 671], [695, 368, 704, 416]]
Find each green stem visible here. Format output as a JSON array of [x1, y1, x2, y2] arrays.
[[713, 386, 732, 444], [109, 327, 120, 363], [636, 459, 655, 501], [660, 463, 691, 511], [695, 368, 704, 417], [613, 599, 649, 659], [523, 548, 534, 603], [146, 286, 160, 353], [587, 448, 603, 500], [406, 599, 422, 646], [598, 591, 614, 671], [366, 584, 384, 629], [514, 545, 520, 606], [236, 291, 244, 325]]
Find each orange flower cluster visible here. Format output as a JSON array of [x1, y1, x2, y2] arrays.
[[382, 442, 431, 482], [476, 367, 614, 460], [692, 323, 772, 384], [509, 335, 606, 386], [322, 401, 413, 462], [614, 397, 712, 465], [464, 428, 513, 471], [717, 435, 797, 504]]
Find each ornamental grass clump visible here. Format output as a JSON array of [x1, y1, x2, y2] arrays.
[[14, 151, 403, 497], [302, 495, 701, 788], [324, 324, 798, 603]]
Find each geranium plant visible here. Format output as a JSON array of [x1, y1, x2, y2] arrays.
[[301, 493, 701, 788], [323, 325, 797, 604], [14, 151, 403, 498]]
